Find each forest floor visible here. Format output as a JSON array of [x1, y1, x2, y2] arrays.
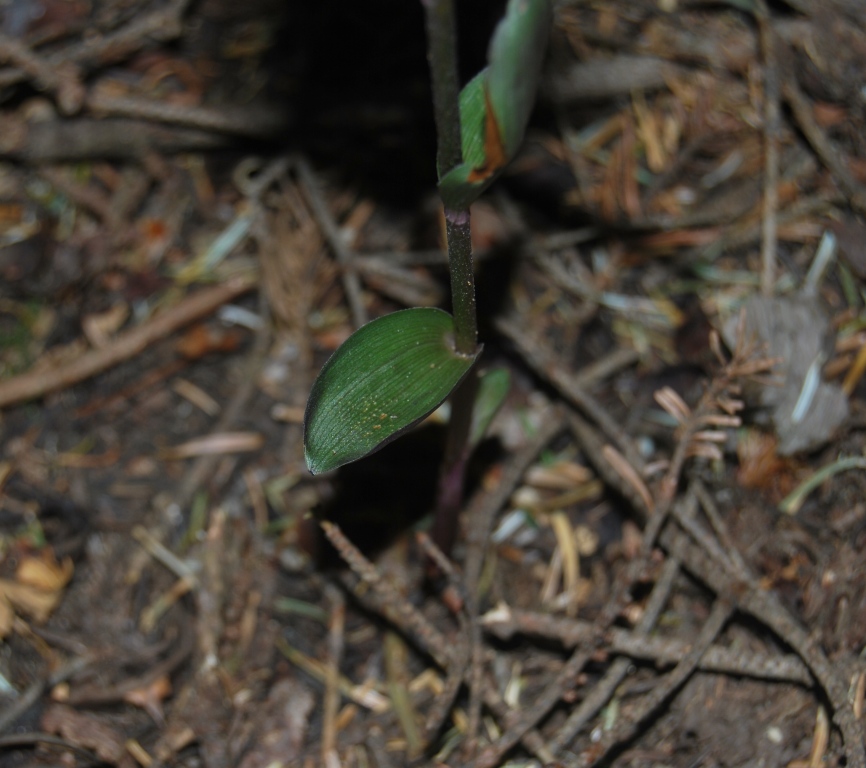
[[1, 0, 866, 766]]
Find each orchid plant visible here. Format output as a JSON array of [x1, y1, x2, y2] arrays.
[[304, 0, 551, 551]]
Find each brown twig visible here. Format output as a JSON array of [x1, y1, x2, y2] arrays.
[[0, 117, 230, 162], [321, 521, 454, 670], [584, 599, 734, 766], [325, 522, 555, 764], [482, 606, 813, 687], [0, 271, 257, 409], [296, 158, 367, 329], [85, 90, 287, 139], [547, 557, 681, 753], [0, 0, 191, 93], [778, 41, 866, 216], [661, 524, 866, 768], [322, 585, 346, 766], [497, 315, 644, 471], [0, 732, 101, 762], [756, 1, 780, 296], [0, 32, 83, 113]]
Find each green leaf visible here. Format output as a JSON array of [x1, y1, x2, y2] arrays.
[[487, 0, 552, 157], [469, 367, 511, 449], [439, 0, 551, 209], [304, 308, 479, 475]]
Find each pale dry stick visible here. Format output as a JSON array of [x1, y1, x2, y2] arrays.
[[322, 585, 346, 767], [547, 557, 681, 754], [0, 271, 257, 409], [197, 509, 227, 666], [573, 348, 641, 390], [125, 286, 272, 591], [757, 1, 781, 297], [661, 525, 866, 768], [296, 158, 368, 329], [482, 607, 812, 686], [463, 412, 566, 749], [86, 91, 287, 139], [683, 191, 839, 265]]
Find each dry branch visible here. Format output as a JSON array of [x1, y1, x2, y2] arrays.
[[0, 272, 256, 409]]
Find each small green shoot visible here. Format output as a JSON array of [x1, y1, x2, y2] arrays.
[[469, 367, 510, 449]]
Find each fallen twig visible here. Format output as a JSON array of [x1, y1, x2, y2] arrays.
[[322, 585, 346, 766], [779, 39, 866, 216], [584, 599, 734, 766], [0, 271, 256, 409], [0, 0, 191, 91], [482, 604, 812, 687], [324, 521, 556, 764], [661, 524, 866, 768], [0, 32, 83, 113], [757, 2, 781, 295], [85, 91, 288, 139], [296, 158, 368, 328], [547, 558, 681, 754], [496, 315, 644, 470]]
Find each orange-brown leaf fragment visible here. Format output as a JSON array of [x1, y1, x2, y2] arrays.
[[468, 86, 508, 183]]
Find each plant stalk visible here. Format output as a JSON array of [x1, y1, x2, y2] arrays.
[[423, 0, 480, 556], [445, 209, 478, 355], [422, 0, 463, 177]]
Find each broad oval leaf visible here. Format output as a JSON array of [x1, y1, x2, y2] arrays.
[[304, 308, 479, 475]]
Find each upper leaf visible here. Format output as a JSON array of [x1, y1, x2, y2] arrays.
[[304, 308, 479, 475], [486, 0, 551, 157], [439, 0, 551, 209]]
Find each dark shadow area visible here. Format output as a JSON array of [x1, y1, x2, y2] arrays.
[[269, 0, 509, 206], [315, 422, 505, 568]]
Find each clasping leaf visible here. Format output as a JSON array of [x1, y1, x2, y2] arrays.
[[304, 308, 479, 474], [439, 0, 551, 209]]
